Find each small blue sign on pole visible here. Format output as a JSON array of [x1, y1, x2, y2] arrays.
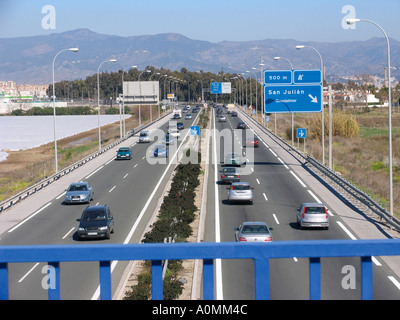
[[296, 128, 307, 139], [190, 126, 200, 136]]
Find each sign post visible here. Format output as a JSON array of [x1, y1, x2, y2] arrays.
[[296, 128, 307, 152]]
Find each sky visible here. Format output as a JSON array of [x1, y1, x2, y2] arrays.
[[0, 0, 399, 43]]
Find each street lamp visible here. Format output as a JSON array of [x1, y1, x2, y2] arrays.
[[97, 58, 117, 151], [346, 18, 394, 217], [273, 56, 294, 70], [295, 45, 325, 165], [52, 47, 79, 173], [122, 65, 137, 137]]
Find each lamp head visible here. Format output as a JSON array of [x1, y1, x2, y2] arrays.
[[296, 45, 305, 50], [69, 48, 79, 52], [273, 57, 281, 60], [345, 18, 360, 25]]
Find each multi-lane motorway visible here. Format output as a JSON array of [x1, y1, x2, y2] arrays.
[[1, 104, 400, 299]]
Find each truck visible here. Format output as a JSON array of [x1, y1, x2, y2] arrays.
[[172, 108, 182, 119], [227, 104, 235, 114]]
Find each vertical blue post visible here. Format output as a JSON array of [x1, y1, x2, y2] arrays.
[[254, 258, 269, 300], [361, 256, 373, 300], [99, 261, 112, 300], [152, 260, 163, 300], [48, 262, 60, 300], [309, 257, 321, 300], [0, 263, 8, 300], [203, 259, 214, 300]]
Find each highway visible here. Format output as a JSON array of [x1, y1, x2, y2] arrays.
[[0, 106, 200, 299], [1, 104, 400, 300], [203, 106, 400, 300]]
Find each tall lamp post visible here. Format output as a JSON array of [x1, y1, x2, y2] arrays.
[[295, 45, 325, 165], [122, 65, 137, 137], [52, 47, 79, 173], [346, 18, 394, 217], [97, 58, 117, 151]]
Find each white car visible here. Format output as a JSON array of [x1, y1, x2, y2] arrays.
[[139, 131, 151, 143], [168, 128, 180, 137]]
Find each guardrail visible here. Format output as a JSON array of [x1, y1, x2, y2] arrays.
[[236, 107, 400, 232], [0, 112, 171, 213], [1, 239, 399, 300]]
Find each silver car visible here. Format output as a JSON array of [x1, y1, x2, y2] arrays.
[[139, 131, 150, 143], [228, 182, 253, 205], [219, 115, 227, 122], [235, 221, 272, 242], [64, 182, 94, 204], [224, 152, 242, 167], [297, 202, 329, 229]]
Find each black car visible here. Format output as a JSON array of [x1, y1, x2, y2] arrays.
[[77, 205, 114, 240], [177, 122, 184, 130], [232, 111, 238, 117], [237, 122, 246, 129]]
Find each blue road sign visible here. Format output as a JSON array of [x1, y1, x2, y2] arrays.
[[210, 82, 222, 94], [296, 128, 307, 139], [264, 69, 322, 113], [264, 70, 292, 85], [293, 70, 321, 84], [190, 126, 200, 136]]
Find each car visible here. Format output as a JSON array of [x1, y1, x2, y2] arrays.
[[163, 134, 174, 145], [77, 205, 114, 240], [219, 115, 227, 122], [177, 122, 184, 130], [224, 152, 243, 166], [139, 131, 151, 143], [168, 128, 180, 137], [296, 202, 329, 229], [154, 144, 168, 157], [64, 182, 94, 204], [231, 111, 238, 117], [234, 221, 272, 242], [220, 167, 240, 184], [185, 114, 192, 120], [228, 182, 253, 204], [173, 113, 181, 119], [116, 147, 132, 160], [246, 137, 260, 148], [237, 122, 246, 129]]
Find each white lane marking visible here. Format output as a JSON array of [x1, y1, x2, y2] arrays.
[[336, 221, 357, 240], [18, 263, 40, 283], [273, 214, 280, 225], [263, 193, 268, 201], [85, 166, 104, 179], [290, 171, 306, 188], [256, 178, 260, 184], [109, 186, 116, 193], [62, 227, 75, 239], [105, 158, 114, 165], [277, 158, 289, 169], [123, 173, 129, 179], [307, 190, 321, 203], [269, 149, 277, 157], [388, 276, 400, 290], [8, 202, 52, 233], [56, 191, 66, 200], [134, 164, 138, 168]]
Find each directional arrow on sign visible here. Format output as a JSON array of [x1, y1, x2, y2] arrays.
[[309, 94, 318, 103]]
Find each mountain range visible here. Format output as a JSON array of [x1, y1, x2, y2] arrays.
[[0, 28, 399, 85]]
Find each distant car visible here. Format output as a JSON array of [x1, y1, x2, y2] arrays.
[[228, 182, 253, 205], [235, 221, 272, 242], [163, 134, 174, 145], [297, 202, 329, 230], [224, 152, 242, 166], [219, 115, 227, 122], [173, 113, 181, 119], [139, 131, 151, 143], [177, 122, 184, 130], [77, 205, 114, 240], [185, 114, 192, 120], [231, 111, 238, 117], [237, 122, 246, 129], [64, 182, 94, 204], [116, 147, 132, 160], [220, 167, 240, 184], [246, 137, 260, 148], [154, 144, 168, 157], [168, 128, 180, 137]]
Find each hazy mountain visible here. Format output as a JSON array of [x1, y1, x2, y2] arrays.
[[0, 28, 398, 84]]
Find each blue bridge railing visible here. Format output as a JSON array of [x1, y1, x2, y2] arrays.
[[1, 239, 400, 300]]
